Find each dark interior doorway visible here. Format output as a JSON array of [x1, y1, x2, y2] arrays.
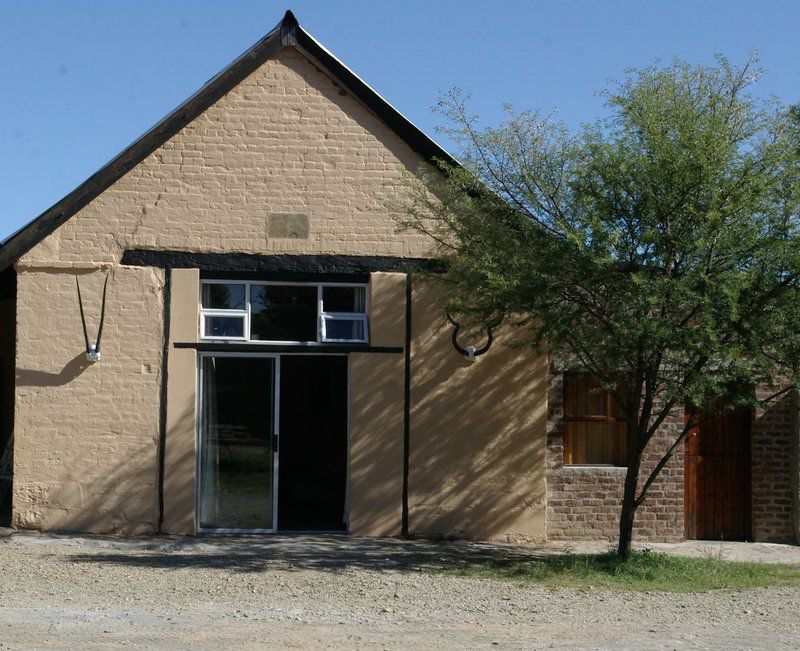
[[685, 405, 752, 541], [0, 268, 17, 527], [278, 355, 348, 531]]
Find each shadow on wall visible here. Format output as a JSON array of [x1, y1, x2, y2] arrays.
[[13, 266, 166, 535], [163, 400, 198, 534], [349, 350, 405, 537], [12, 399, 197, 535], [347, 272, 406, 538], [407, 282, 548, 542], [16, 353, 91, 387], [13, 438, 158, 535]]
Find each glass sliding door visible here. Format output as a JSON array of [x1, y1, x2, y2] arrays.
[[198, 355, 277, 531]]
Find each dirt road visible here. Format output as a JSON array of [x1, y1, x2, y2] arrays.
[[0, 533, 798, 649]]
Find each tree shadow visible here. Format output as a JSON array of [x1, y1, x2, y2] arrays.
[[12, 277, 548, 546], [63, 534, 560, 575]]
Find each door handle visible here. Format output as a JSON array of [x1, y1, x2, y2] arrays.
[[273, 434, 279, 453]]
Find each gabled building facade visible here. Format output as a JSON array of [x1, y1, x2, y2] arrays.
[[0, 12, 795, 543]]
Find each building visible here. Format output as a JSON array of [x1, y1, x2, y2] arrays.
[[0, 12, 795, 543]]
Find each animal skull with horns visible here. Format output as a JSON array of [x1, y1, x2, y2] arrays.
[[76, 275, 109, 363], [445, 307, 498, 361]]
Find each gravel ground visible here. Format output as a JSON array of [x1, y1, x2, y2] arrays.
[[0, 532, 799, 649]]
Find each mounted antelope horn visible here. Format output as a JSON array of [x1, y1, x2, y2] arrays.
[[76, 274, 109, 363], [445, 307, 496, 361]]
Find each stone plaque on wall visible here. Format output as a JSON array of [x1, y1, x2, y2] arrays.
[[266, 213, 310, 239]]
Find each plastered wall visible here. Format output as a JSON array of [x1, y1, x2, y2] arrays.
[[348, 273, 406, 536], [408, 282, 548, 542], [12, 46, 548, 539], [161, 268, 199, 535], [0, 295, 15, 450], [13, 46, 438, 534], [13, 265, 164, 533]]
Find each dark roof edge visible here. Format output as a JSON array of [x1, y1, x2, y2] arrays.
[[0, 15, 285, 272], [290, 23, 457, 169], [0, 10, 457, 272]]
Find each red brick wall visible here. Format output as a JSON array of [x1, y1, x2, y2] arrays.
[[546, 368, 685, 542], [752, 385, 796, 543], [547, 368, 797, 543]]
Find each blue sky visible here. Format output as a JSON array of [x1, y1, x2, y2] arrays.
[[1, 0, 799, 240]]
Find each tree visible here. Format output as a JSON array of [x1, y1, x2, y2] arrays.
[[401, 56, 800, 558]]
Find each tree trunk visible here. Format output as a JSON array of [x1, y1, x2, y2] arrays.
[[617, 463, 640, 559], [618, 418, 643, 559]]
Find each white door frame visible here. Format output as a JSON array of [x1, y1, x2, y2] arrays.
[[195, 351, 281, 534], [195, 351, 350, 534]]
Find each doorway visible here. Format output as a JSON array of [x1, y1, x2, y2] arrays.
[[684, 405, 752, 540], [278, 356, 348, 531], [197, 354, 348, 532]]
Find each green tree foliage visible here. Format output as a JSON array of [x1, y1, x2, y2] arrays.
[[401, 56, 800, 557]]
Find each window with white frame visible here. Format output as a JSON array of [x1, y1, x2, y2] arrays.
[[200, 280, 369, 344]]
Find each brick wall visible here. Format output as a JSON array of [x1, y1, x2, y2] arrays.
[[546, 368, 685, 542], [752, 384, 796, 542], [547, 368, 798, 543]]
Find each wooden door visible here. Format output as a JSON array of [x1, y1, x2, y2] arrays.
[[684, 406, 751, 540]]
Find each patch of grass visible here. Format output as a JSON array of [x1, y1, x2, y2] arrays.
[[451, 550, 800, 592]]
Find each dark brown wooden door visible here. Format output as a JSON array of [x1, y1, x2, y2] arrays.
[[685, 406, 751, 540]]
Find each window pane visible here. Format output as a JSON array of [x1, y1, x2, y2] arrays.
[[199, 356, 274, 530], [204, 315, 245, 338], [563, 374, 627, 466], [609, 387, 626, 420], [324, 318, 365, 341], [564, 420, 627, 466], [323, 286, 366, 313], [251, 285, 318, 342], [202, 283, 245, 310], [564, 376, 607, 417]]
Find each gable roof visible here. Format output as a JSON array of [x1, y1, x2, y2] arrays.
[[0, 10, 456, 272]]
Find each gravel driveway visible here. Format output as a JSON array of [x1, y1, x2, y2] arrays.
[[0, 532, 799, 649]]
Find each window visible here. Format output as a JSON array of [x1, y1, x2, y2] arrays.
[[200, 283, 247, 340], [200, 280, 369, 344], [563, 375, 627, 466], [320, 286, 367, 343], [251, 285, 318, 342]]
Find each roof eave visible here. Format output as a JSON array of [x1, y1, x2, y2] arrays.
[[0, 16, 286, 271]]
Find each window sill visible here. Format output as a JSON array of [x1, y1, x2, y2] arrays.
[[561, 465, 628, 472], [175, 341, 402, 354]]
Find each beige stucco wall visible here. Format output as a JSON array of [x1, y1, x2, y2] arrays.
[[409, 281, 548, 542], [348, 272, 406, 536], [162, 268, 199, 534], [12, 46, 437, 534], [0, 295, 16, 453], [13, 265, 164, 533], [11, 45, 546, 539]]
